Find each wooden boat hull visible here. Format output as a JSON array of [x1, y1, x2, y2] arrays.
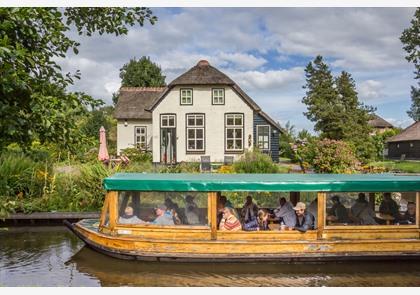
[[65, 219, 420, 262]]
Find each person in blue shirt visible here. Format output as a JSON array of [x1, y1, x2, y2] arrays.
[[151, 204, 175, 225]]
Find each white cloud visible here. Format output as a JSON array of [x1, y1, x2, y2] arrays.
[[358, 80, 383, 100], [217, 52, 267, 70], [227, 67, 304, 90]]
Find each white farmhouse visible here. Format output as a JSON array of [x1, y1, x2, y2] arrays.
[[114, 60, 282, 164]]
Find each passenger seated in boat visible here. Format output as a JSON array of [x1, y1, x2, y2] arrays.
[[308, 198, 318, 229], [327, 195, 350, 224], [240, 196, 259, 224], [379, 192, 400, 221], [151, 204, 175, 226], [217, 195, 240, 229], [243, 209, 270, 231], [184, 195, 200, 225], [399, 201, 416, 225], [164, 198, 185, 225], [273, 197, 296, 229], [118, 206, 147, 225], [349, 193, 377, 225], [219, 207, 242, 231], [290, 202, 314, 233]]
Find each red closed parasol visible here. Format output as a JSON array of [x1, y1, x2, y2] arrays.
[[98, 126, 109, 161]]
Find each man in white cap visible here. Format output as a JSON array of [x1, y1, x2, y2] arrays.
[[291, 202, 315, 232]]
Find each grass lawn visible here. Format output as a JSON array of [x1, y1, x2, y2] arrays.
[[369, 160, 420, 173]]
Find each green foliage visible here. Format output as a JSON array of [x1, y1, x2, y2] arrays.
[[119, 56, 166, 87], [233, 150, 280, 173], [370, 160, 420, 173], [0, 151, 52, 198], [302, 56, 342, 138], [407, 86, 420, 121], [120, 147, 153, 163], [371, 128, 401, 159], [302, 56, 375, 163], [158, 162, 200, 173], [299, 139, 360, 173], [0, 7, 156, 151], [279, 121, 296, 159], [400, 8, 420, 80], [401, 8, 420, 122]]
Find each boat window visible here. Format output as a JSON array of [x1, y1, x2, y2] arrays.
[[325, 192, 417, 226], [116, 191, 208, 226], [217, 191, 317, 232]]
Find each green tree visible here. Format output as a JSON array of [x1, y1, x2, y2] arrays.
[[302, 57, 376, 162], [120, 56, 166, 87], [407, 85, 420, 121], [302, 55, 343, 139], [279, 121, 296, 159], [401, 8, 420, 121], [401, 8, 420, 80], [0, 8, 157, 151], [335, 71, 376, 161]]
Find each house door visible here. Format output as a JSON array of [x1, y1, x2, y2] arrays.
[[160, 128, 176, 164]]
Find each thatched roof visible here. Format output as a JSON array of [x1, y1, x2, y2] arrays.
[[368, 114, 394, 128], [114, 87, 166, 120], [148, 60, 261, 112], [387, 121, 420, 142], [169, 60, 235, 86]]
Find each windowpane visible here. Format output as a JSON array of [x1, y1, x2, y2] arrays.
[[235, 129, 242, 138], [188, 129, 195, 138], [227, 117, 234, 126], [227, 129, 234, 138], [188, 140, 195, 149], [196, 117, 204, 126], [227, 139, 234, 149], [162, 118, 168, 127], [196, 129, 203, 139], [325, 192, 416, 226], [169, 117, 175, 127], [117, 191, 208, 226], [235, 139, 242, 149], [234, 116, 242, 126], [188, 117, 195, 126], [196, 140, 203, 150]]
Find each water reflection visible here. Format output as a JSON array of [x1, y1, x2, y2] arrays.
[[70, 247, 420, 287], [1, 226, 420, 286]]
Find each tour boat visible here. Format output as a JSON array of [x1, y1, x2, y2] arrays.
[[65, 173, 420, 262]]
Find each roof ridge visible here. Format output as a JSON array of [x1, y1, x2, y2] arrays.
[[120, 86, 167, 92]]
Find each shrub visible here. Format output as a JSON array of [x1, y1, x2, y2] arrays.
[[306, 139, 360, 173], [120, 147, 152, 163], [0, 151, 52, 198], [158, 162, 200, 173], [233, 150, 279, 173]]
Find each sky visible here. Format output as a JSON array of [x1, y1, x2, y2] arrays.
[[58, 7, 418, 133]]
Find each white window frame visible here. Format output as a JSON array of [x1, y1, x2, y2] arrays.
[[225, 113, 244, 152], [134, 126, 147, 150], [180, 88, 193, 105], [212, 88, 225, 105], [161, 114, 176, 128], [186, 114, 205, 152], [256, 125, 270, 151]]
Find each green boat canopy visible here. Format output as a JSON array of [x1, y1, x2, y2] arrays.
[[103, 173, 420, 192]]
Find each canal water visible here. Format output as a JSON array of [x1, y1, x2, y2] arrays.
[[1, 226, 420, 287]]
